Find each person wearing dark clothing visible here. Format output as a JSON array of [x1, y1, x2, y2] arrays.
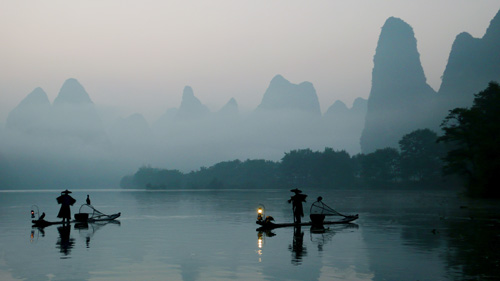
[[310, 196, 326, 225], [57, 189, 76, 223], [86, 195, 91, 205], [288, 188, 307, 223]]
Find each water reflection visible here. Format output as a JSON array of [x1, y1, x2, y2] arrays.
[[256, 229, 275, 263], [74, 220, 121, 248], [74, 222, 91, 247], [310, 224, 359, 252], [56, 224, 75, 258], [5, 189, 499, 280], [30, 220, 120, 258], [289, 226, 307, 265], [310, 225, 334, 252], [440, 210, 500, 280], [30, 227, 45, 244], [258, 223, 360, 267]]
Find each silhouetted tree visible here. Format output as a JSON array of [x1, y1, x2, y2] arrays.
[[438, 82, 500, 197], [399, 129, 445, 183], [132, 166, 184, 188], [280, 149, 321, 187], [314, 148, 354, 188], [360, 147, 400, 187], [238, 159, 281, 188], [185, 159, 280, 189], [187, 160, 241, 188]]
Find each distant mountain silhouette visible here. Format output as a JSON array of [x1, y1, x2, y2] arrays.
[[50, 79, 106, 142], [4, 10, 500, 189], [176, 86, 210, 120], [325, 100, 349, 117], [1, 73, 368, 188], [323, 98, 367, 154], [15, 87, 51, 107], [325, 98, 367, 120], [6, 78, 107, 144], [53, 78, 93, 105], [360, 17, 436, 153], [217, 98, 239, 118], [256, 75, 321, 116], [6, 87, 51, 134], [153, 86, 211, 133], [438, 9, 500, 111], [2, 79, 118, 189], [351, 97, 368, 114]]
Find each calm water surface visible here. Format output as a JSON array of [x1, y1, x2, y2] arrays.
[[0, 189, 498, 281]]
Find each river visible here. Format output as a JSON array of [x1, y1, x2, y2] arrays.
[[0, 188, 498, 280]]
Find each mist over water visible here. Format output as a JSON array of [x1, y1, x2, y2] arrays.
[[1, 189, 498, 280], [0, 76, 366, 189]]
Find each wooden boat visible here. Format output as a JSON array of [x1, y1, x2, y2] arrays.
[[32, 204, 120, 227], [256, 214, 358, 230]]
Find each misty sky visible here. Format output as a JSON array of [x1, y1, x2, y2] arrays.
[[1, 1, 499, 123]]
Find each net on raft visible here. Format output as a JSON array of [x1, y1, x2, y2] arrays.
[[78, 204, 114, 220], [310, 200, 350, 218]]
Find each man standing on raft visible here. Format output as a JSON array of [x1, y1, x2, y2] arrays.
[[57, 189, 76, 224], [288, 188, 307, 223]]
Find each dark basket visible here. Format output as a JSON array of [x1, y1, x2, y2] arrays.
[[74, 213, 89, 222], [310, 214, 325, 224]]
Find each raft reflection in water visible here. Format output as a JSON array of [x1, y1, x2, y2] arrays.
[[289, 226, 307, 265], [257, 223, 359, 265], [30, 220, 121, 258], [56, 224, 75, 257]]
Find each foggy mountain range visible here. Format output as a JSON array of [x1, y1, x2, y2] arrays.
[[362, 10, 500, 153], [1, 10, 500, 189]]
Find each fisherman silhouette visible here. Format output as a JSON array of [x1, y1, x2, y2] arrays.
[[288, 188, 307, 223], [56, 189, 76, 224], [86, 194, 91, 205], [310, 196, 326, 225]]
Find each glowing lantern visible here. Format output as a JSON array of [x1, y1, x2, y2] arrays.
[[30, 205, 39, 219], [256, 204, 265, 221]]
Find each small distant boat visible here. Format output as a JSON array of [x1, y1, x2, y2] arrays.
[[32, 204, 120, 227]]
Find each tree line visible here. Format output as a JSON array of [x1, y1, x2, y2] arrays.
[[120, 128, 450, 190], [121, 82, 500, 198]]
